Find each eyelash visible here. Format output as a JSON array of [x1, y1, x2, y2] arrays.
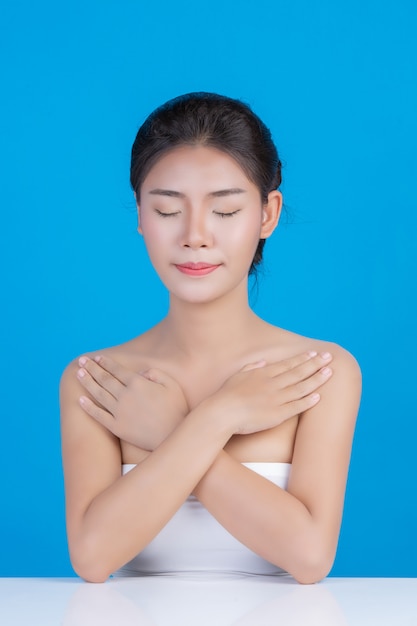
[[155, 210, 180, 218], [155, 210, 241, 218], [214, 210, 241, 218]]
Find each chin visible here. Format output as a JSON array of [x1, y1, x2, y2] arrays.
[[172, 291, 224, 305], [173, 283, 247, 306]]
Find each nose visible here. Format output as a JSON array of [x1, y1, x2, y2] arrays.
[[181, 211, 214, 249]]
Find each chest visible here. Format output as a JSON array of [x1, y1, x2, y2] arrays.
[[121, 360, 299, 464], [198, 357, 301, 459]]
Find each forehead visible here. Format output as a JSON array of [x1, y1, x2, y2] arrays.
[[141, 145, 255, 192]]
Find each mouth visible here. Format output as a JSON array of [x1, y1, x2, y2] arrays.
[[174, 263, 221, 276]]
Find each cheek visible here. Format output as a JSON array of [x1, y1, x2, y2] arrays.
[[223, 215, 262, 251], [140, 216, 173, 248], [140, 223, 167, 266]]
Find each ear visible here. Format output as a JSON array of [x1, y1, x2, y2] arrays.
[[260, 191, 283, 239], [134, 192, 143, 235]]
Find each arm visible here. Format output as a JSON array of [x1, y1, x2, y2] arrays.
[[60, 361, 232, 583], [193, 345, 362, 584]]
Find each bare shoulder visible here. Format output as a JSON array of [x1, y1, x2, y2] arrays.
[[311, 339, 362, 399], [297, 333, 361, 400], [264, 324, 361, 379], [310, 338, 361, 381], [58, 336, 146, 467], [59, 337, 142, 436], [60, 331, 153, 386], [264, 325, 363, 430], [59, 348, 121, 450], [305, 339, 362, 428]]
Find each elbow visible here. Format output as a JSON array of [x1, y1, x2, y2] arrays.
[[71, 554, 112, 584], [288, 537, 335, 585], [292, 562, 332, 585], [73, 564, 110, 584], [69, 535, 113, 584]]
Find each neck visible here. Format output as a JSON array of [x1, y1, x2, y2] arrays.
[[157, 281, 262, 364]]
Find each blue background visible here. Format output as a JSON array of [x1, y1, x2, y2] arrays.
[[1, 0, 416, 577]]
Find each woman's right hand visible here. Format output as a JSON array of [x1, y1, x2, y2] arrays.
[[76, 355, 189, 451], [209, 351, 333, 436]]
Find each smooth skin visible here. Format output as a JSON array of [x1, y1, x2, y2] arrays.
[[60, 146, 361, 584]]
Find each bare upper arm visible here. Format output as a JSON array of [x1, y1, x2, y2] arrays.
[[60, 358, 122, 548], [287, 343, 362, 558]]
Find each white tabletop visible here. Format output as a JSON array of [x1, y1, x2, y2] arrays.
[[0, 577, 416, 625]]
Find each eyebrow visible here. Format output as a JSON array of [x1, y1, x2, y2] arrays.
[[148, 188, 247, 199]]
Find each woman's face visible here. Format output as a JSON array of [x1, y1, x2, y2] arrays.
[[137, 145, 280, 304]]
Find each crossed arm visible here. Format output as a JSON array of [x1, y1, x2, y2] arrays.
[[60, 347, 361, 584]]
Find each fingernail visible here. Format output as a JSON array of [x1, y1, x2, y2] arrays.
[[94, 356, 102, 363], [77, 368, 86, 378], [311, 393, 320, 402], [79, 357, 87, 366], [308, 351, 317, 357], [321, 352, 331, 360], [321, 367, 332, 376]]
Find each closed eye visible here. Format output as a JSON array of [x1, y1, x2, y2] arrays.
[[213, 210, 242, 218], [155, 209, 181, 217]]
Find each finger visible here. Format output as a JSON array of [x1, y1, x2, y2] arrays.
[[240, 360, 267, 372], [281, 366, 333, 402], [266, 352, 333, 385], [92, 355, 134, 386], [280, 392, 322, 420], [140, 367, 176, 386], [78, 357, 125, 399], [77, 367, 118, 413], [263, 351, 332, 378], [79, 396, 117, 432]]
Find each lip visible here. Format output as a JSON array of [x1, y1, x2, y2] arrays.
[[174, 263, 221, 276]]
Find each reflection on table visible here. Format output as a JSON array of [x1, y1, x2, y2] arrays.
[[65, 575, 347, 626], [1, 576, 416, 625]]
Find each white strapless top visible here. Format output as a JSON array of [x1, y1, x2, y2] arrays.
[[113, 462, 291, 578]]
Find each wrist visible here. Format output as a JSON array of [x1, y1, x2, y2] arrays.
[[188, 395, 236, 445]]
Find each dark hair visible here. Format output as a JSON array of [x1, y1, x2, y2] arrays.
[[130, 92, 282, 276]]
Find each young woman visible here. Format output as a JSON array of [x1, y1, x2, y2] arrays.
[[60, 92, 361, 584]]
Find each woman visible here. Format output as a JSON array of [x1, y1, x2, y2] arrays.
[[60, 92, 361, 584]]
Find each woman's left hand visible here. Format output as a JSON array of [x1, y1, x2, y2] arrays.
[[76, 355, 189, 450]]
